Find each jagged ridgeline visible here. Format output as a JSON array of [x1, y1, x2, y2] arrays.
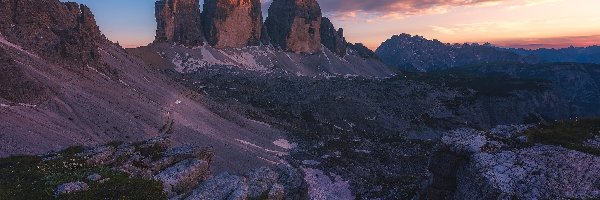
[[154, 0, 349, 55]]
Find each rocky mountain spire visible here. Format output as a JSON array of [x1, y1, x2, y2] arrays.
[[203, 0, 263, 48], [265, 0, 323, 54], [320, 17, 348, 57], [0, 0, 105, 66], [155, 0, 204, 46]]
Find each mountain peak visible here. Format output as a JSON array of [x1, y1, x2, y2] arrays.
[[155, 0, 204, 46], [0, 0, 105, 66], [264, 0, 323, 54]]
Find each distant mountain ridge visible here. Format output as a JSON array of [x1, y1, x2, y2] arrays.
[[376, 33, 600, 72], [375, 33, 526, 72], [507, 46, 600, 64]]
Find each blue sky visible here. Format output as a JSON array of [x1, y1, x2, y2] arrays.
[[65, 0, 157, 47]]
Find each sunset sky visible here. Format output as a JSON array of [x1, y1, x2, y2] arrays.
[[68, 0, 600, 50]]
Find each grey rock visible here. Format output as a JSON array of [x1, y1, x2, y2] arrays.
[[86, 173, 102, 181], [154, 158, 210, 197], [185, 172, 248, 200], [441, 128, 488, 154], [54, 181, 89, 196], [247, 167, 279, 199]]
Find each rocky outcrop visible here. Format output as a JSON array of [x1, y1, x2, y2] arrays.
[[456, 145, 600, 200], [0, 0, 104, 65], [203, 0, 262, 48], [265, 0, 322, 54], [320, 17, 347, 56], [155, 0, 204, 46], [154, 158, 210, 196], [424, 126, 600, 200], [185, 172, 249, 200]]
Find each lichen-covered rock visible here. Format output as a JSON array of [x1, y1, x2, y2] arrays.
[[185, 172, 249, 200], [54, 181, 89, 196], [203, 0, 262, 48], [455, 145, 600, 200], [320, 17, 347, 57], [265, 0, 322, 54], [155, 0, 204, 46], [154, 158, 210, 197], [0, 0, 105, 65]]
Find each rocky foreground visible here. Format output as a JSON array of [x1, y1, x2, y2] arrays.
[[425, 124, 600, 200], [0, 131, 315, 200]]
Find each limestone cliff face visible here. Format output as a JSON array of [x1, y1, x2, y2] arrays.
[[0, 0, 104, 65], [320, 17, 347, 56], [265, 0, 322, 54], [155, 0, 204, 46], [203, 0, 262, 48]]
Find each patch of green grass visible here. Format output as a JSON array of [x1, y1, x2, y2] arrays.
[[0, 147, 166, 200], [525, 119, 600, 155]]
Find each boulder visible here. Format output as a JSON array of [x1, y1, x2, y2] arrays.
[[265, 0, 322, 54], [86, 173, 102, 182], [54, 182, 89, 196], [320, 17, 347, 57], [185, 172, 249, 200], [203, 0, 262, 48], [155, 0, 204, 46], [154, 158, 210, 197]]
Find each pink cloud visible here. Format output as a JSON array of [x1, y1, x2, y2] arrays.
[[319, 0, 504, 16]]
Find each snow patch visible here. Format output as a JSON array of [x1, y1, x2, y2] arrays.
[[1, 104, 9, 108], [235, 139, 287, 156], [18, 103, 37, 108], [248, 119, 271, 127], [273, 139, 297, 150]]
